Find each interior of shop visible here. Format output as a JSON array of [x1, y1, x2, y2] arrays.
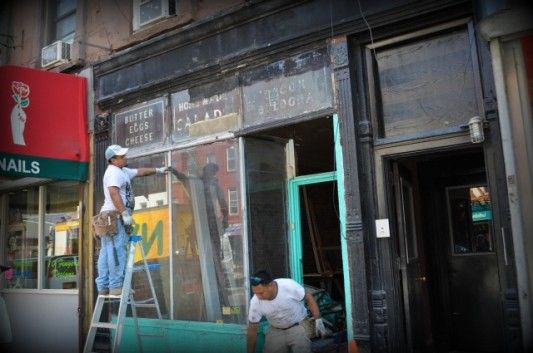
[[251, 116, 347, 341]]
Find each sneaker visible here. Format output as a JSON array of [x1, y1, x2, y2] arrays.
[[98, 289, 109, 295]]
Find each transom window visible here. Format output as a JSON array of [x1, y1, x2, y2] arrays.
[[366, 19, 482, 142]]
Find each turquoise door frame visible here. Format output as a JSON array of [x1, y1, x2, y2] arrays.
[[287, 114, 353, 342]]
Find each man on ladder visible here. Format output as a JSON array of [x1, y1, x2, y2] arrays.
[[95, 144, 169, 296], [85, 144, 170, 353]]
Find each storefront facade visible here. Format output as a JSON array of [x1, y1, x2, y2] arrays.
[[86, 1, 531, 353], [87, 2, 530, 353], [0, 66, 89, 353]]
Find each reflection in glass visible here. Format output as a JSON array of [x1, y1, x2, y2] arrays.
[[45, 181, 80, 289], [126, 153, 170, 318], [5, 187, 39, 289], [448, 185, 493, 255], [170, 140, 245, 323], [244, 138, 290, 279]]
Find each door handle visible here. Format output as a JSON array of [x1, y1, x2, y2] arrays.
[[415, 276, 427, 282]]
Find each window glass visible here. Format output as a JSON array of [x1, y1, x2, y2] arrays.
[[45, 181, 80, 289], [57, 0, 76, 17], [226, 146, 237, 172], [373, 27, 479, 138], [56, 15, 76, 42], [140, 0, 163, 24], [5, 187, 39, 289], [228, 187, 239, 215], [52, 0, 76, 43], [170, 140, 245, 323], [244, 138, 290, 279], [448, 185, 493, 255], [127, 153, 170, 318]]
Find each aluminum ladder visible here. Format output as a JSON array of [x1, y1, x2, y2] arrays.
[[83, 235, 168, 353]]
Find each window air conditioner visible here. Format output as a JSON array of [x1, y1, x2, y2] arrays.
[[41, 41, 71, 68]]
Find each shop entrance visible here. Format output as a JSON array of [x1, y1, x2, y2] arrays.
[[248, 116, 348, 342], [389, 148, 505, 353]]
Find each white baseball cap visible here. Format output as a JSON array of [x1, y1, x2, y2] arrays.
[[105, 144, 128, 160]]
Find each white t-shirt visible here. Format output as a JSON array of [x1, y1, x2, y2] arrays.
[[101, 165, 138, 212], [248, 278, 307, 328]]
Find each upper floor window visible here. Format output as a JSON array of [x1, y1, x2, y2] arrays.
[[133, 0, 177, 31], [226, 146, 237, 172], [49, 0, 77, 43]]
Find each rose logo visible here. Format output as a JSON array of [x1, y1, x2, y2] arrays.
[[10, 81, 30, 146]]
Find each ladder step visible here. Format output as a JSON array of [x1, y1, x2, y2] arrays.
[[84, 237, 168, 353], [134, 298, 155, 304], [91, 322, 118, 329]]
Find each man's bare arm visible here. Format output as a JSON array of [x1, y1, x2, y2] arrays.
[[108, 186, 126, 213], [304, 292, 321, 319], [246, 322, 259, 353]]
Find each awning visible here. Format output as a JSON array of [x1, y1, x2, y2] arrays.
[[0, 65, 88, 181]]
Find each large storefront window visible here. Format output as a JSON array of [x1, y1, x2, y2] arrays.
[[6, 187, 39, 289], [44, 181, 80, 289], [170, 140, 245, 324], [4, 181, 81, 290], [127, 153, 170, 318]]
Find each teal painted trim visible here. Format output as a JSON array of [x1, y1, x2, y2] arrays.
[[291, 171, 337, 186], [333, 114, 354, 342], [0, 152, 88, 181], [288, 171, 337, 284], [288, 178, 303, 283], [120, 318, 247, 353]]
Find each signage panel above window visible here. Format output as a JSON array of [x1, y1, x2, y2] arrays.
[[242, 48, 333, 128], [171, 77, 241, 143], [113, 98, 166, 150]]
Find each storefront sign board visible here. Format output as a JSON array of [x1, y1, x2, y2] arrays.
[[114, 98, 165, 149], [0, 65, 88, 180], [171, 78, 241, 141], [242, 48, 333, 127]]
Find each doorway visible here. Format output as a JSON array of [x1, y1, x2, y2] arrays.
[[247, 116, 348, 342], [390, 148, 505, 353]]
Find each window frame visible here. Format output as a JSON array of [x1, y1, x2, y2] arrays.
[[133, 0, 175, 31], [228, 187, 239, 216], [226, 146, 237, 172], [47, 0, 77, 44], [365, 18, 484, 145], [1, 181, 82, 292]]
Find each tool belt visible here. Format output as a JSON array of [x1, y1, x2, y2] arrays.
[[92, 210, 121, 237]]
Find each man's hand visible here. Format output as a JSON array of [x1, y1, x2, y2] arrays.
[[315, 318, 328, 338], [121, 210, 132, 226], [156, 166, 171, 174]]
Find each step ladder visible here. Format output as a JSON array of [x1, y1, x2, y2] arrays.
[[83, 235, 168, 353]]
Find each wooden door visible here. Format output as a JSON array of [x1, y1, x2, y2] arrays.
[[393, 162, 432, 352]]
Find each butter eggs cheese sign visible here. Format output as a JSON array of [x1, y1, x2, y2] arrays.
[[0, 65, 88, 180]]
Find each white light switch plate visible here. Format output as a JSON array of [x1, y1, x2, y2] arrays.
[[375, 218, 390, 238]]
